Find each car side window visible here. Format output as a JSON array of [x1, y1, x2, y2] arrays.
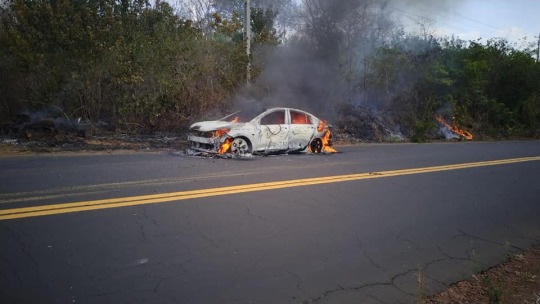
[[260, 110, 285, 125], [291, 111, 311, 124]]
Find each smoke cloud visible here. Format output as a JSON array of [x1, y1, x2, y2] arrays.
[[232, 0, 467, 121]]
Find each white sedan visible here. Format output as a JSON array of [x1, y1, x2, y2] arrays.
[[187, 107, 335, 156]]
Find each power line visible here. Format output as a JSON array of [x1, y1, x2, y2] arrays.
[[390, 7, 470, 33], [391, 5, 534, 43], [422, 2, 502, 31]]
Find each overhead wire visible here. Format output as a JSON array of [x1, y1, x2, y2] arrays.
[[418, 2, 502, 31], [390, 6, 470, 33], [390, 3, 504, 38]]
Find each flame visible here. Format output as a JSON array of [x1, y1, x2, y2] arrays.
[[435, 116, 473, 140], [321, 130, 337, 153], [317, 120, 325, 132], [210, 117, 239, 154], [211, 129, 230, 154], [309, 120, 337, 153], [218, 137, 232, 154], [213, 129, 227, 138]]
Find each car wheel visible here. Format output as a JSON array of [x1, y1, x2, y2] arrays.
[[310, 138, 322, 153], [230, 137, 251, 156]]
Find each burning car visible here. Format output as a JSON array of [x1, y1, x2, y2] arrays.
[[188, 107, 336, 156]]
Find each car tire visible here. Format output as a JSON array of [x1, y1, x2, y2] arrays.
[[230, 137, 251, 156], [310, 138, 322, 153]]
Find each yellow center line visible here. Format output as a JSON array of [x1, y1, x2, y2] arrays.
[[1, 156, 539, 220], [0, 171, 265, 204]]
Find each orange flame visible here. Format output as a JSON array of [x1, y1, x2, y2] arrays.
[[321, 130, 337, 153], [435, 116, 473, 140], [309, 120, 337, 153], [218, 137, 232, 154], [214, 130, 231, 154], [213, 129, 227, 138], [317, 120, 325, 132], [214, 117, 239, 154]]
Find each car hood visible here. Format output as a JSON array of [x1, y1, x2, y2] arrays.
[[190, 121, 244, 132]]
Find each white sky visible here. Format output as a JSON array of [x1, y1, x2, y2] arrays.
[[169, 0, 539, 47], [395, 0, 539, 46]]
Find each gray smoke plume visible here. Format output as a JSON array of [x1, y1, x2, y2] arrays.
[[233, 0, 394, 119], [232, 0, 467, 121]]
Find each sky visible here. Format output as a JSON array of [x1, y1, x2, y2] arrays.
[[172, 0, 539, 47], [394, 0, 539, 46]]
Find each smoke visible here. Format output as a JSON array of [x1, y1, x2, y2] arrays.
[[233, 39, 344, 119], [232, 0, 468, 121], [440, 125, 460, 140], [393, 0, 466, 14], [233, 0, 389, 119]]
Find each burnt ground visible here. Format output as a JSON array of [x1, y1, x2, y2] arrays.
[[1, 129, 539, 303], [0, 129, 189, 155]]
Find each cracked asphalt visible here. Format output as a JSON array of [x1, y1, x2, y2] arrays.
[[1, 141, 540, 303]]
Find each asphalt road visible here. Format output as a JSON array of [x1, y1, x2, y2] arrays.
[[1, 141, 540, 303]]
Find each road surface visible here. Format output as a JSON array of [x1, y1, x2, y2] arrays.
[[1, 141, 540, 303]]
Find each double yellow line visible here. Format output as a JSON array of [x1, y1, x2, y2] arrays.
[[1, 156, 539, 220]]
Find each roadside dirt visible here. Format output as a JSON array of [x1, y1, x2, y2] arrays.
[[0, 131, 188, 155], [427, 246, 540, 304], [1, 133, 539, 303]]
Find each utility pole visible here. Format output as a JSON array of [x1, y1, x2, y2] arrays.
[[536, 33, 540, 63], [244, 0, 251, 84]]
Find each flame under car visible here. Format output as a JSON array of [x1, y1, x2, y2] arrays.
[[188, 107, 336, 156]]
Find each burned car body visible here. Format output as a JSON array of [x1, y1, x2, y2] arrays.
[[188, 107, 335, 156]]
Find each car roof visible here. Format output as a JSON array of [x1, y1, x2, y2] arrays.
[[264, 107, 314, 115]]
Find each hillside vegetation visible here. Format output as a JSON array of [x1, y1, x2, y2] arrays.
[[1, 0, 539, 141]]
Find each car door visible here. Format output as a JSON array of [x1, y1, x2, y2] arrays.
[[288, 110, 315, 150], [256, 109, 289, 151]]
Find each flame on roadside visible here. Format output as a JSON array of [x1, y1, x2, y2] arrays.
[[435, 116, 473, 140]]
